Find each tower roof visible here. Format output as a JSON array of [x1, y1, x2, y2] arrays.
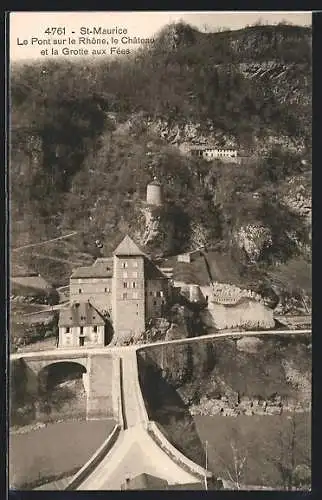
[[113, 235, 145, 256]]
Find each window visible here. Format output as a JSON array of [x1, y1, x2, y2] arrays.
[[133, 261, 138, 268], [132, 281, 136, 289], [66, 327, 70, 333], [123, 271, 128, 278], [149, 291, 153, 296], [133, 292, 138, 299], [122, 292, 128, 300], [105, 287, 111, 293], [122, 261, 128, 268], [153, 300, 157, 306], [133, 271, 138, 278], [123, 282, 128, 288], [79, 288, 82, 294], [80, 326, 84, 335], [160, 291, 164, 297], [93, 325, 98, 333]]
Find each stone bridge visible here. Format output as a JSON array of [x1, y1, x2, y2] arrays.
[[11, 349, 121, 420]]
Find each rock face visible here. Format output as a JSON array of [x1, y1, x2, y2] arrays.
[[137, 334, 311, 419], [236, 336, 264, 353], [234, 224, 273, 263], [203, 298, 275, 330], [281, 178, 312, 225]]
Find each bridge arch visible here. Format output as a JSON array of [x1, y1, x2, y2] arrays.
[[38, 361, 87, 392]]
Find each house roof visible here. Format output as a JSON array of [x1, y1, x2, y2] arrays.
[[190, 145, 237, 151], [58, 301, 106, 327], [123, 473, 168, 490], [11, 274, 52, 290], [113, 235, 146, 257]]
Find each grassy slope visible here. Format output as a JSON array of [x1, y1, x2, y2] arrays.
[[138, 335, 311, 488], [194, 412, 311, 488]]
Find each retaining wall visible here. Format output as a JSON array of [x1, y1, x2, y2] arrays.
[[147, 421, 212, 481], [65, 424, 121, 490]]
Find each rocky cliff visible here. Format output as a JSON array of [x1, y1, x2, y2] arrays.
[[10, 22, 311, 304], [137, 333, 311, 413]]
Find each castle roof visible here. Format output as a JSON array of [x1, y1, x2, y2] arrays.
[[70, 264, 112, 279], [113, 235, 146, 257], [93, 257, 113, 268], [59, 301, 106, 327], [144, 259, 169, 280]]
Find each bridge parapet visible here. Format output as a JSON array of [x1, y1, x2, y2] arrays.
[[147, 421, 212, 482]]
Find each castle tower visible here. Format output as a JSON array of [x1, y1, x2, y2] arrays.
[[112, 235, 146, 342], [146, 178, 163, 206]]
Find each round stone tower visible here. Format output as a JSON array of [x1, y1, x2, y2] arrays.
[[146, 178, 163, 206]]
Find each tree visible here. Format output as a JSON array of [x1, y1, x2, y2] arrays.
[[268, 411, 311, 490], [218, 427, 248, 489]]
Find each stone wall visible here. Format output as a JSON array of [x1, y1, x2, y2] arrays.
[[190, 394, 311, 418], [202, 299, 275, 330]]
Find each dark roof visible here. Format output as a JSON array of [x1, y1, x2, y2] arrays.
[[113, 235, 146, 256], [58, 301, 106, 327], [144, 259, 169, 280], [71, 263, 113, 279], [93, 257, 113, 268], [123, 473, 168, 490]]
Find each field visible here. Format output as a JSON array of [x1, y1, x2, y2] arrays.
[[9, 419, 116, 489], [194, 413, 311, 489]]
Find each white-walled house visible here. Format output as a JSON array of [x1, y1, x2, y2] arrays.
[[58, 301, 108, 348]]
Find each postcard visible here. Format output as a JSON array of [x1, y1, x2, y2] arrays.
[[8, 10, 312, 491]]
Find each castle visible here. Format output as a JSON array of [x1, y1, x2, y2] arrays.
[[58, 234, 172, 348]]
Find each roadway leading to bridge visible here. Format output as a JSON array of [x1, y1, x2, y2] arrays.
[[10, 328, 311, 490], [11, 329, 311, 362], [76, 348, 203, 490]]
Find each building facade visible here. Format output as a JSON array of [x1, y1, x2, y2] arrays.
[[190, 146, 238, 162], [58, 301, 108, 348], [60, 235, 171, 347]]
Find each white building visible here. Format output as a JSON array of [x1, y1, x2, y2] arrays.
[[190, 146, 238, 162]]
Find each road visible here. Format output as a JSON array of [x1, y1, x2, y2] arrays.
[[10, 328, 311, 490], [77, 425, 199, 490], [11, 328, 311, 361], [76, 349, 202, 490]]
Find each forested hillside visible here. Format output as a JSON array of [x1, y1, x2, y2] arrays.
[[10, 22, 311, 297]]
